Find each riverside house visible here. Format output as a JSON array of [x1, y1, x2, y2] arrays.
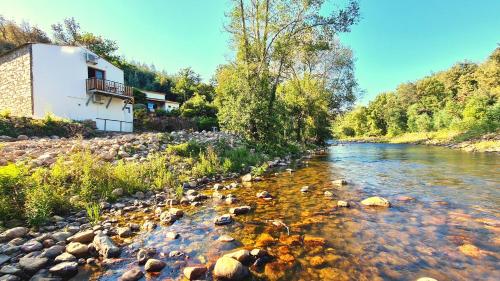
[[139, 89, 180, 113], [0, 43, 134, 132]]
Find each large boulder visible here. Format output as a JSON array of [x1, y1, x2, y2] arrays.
[[49, 261, 78, 278], [213, 256, 249, 280], [68, 230, 94, 244], [21, 240, 43, 253], [361, 196, 391, 207], [66, 242, 89, 257], [19, 252, 49, 274], [93, 233, 120, 258], [0, 227, 28, 243], [40, 245, 66, 259]]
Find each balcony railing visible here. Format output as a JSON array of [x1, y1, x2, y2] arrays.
[[86, 78, 133, 99]]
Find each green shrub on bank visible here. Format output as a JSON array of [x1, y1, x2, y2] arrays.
[[0, 139, 291, 226], [0, 113, 96, 138]]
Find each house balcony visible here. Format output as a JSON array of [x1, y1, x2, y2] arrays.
[[86, 78, 133, 100]]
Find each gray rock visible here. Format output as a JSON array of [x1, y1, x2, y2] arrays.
[[0, 227, 28, 243], [213, 256, 249, 280], [19, 252, 49, 274], [0, 255, 10, 266], [136, 248, 156, 265], [166, 232, 179, 240], [229, 206, 251, 215], [241, 173, 252, 182], [40, 245, 65, 259], [65, 242, 88, 257], [0, 274, 20, 281], [51, 232, 72, 242], [93, 233, 120, 258], [224, 249, 252, 264], [183, 266, 207, 280], [144, 259, 166, 272], [117, 227, 132, 238], [361, 196, 391, 207], [337, 200, 350, 207], [54, 252, 77, 263], [119, 268, 143, 281], [256, 191, 271, 199], [0, 264, 21, 275], [21, 240, 43, 253], [214, 214, 233, 225], [49, 262, 78, 278], [300, 186, 309, 192], [67, 230, 94, 244]]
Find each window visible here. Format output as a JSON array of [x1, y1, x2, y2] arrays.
[[88, 67, 105, 80]]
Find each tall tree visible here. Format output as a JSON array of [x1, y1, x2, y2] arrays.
[[216, 0, 360, 143]]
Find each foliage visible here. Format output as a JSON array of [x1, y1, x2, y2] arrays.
[[133, 88, 148, 105], [0, 15, 51, 54], [0, 164, 27, 220], [334, 47, 500, 141], [215, 0, 360, 144], [85, 202, 101, 226], [0, 114, 96, 138], [166, 141, 204, 158]]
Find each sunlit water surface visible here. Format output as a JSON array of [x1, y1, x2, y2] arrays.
[[81, 143, 499, 281]]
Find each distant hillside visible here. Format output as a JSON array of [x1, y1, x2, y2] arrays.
[[333, 47, 499, 144]]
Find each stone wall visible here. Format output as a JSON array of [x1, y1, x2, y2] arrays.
[[0, 45, 33, 116]]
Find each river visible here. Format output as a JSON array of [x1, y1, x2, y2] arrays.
[[85, 143, 500, 281]]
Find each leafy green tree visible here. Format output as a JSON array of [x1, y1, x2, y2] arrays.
[[216, 0, 360, 143]]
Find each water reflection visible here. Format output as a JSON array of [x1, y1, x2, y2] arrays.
[[86, 143, 499, 281]]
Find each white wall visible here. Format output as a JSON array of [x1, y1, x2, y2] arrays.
[[165, 102, 180, 111], [31, 44, 133, 132]]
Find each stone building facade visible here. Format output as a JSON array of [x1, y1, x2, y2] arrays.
[[0, 44, 33, 116]]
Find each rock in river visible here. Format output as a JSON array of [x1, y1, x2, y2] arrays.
[[119, 268, 143, 281], [213, 256, 249, 280], [337, 200, 350, 207], [93, 233, 120, 258], [183, 266, 207, 280], [241, 173, 252, 182], [229, 206, 252, 215], [214, 214, 233, 225], [144, 259, 166, 272], [361, 196, 391, 207]]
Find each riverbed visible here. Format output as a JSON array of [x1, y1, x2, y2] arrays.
[[83, 143, 500, 281]]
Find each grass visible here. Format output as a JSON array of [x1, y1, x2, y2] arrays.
[[0, 139, 303, 226]]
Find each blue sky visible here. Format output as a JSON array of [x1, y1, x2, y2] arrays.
[[1, 0, 499, 104]]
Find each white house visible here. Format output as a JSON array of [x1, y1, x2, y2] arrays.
[[0, 43, 134, 132], [140, 89, 180, 112]]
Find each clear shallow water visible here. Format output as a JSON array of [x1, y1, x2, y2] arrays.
[[84, 143, 500, 281]]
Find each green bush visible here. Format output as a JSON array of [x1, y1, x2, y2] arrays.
[[0, 164, 27, 220], [166, 141, 204, 157], [195, 116, 218, 131]]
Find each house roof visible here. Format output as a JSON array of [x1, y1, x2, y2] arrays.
[[0, 42, 86, 59], [139, 90, 166, 96]]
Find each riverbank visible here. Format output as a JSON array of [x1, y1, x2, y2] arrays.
[[0, 139, 319, 280], [339, 130, 500, 152]]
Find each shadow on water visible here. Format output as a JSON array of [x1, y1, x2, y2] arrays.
[[81, 143, 500, 281]]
